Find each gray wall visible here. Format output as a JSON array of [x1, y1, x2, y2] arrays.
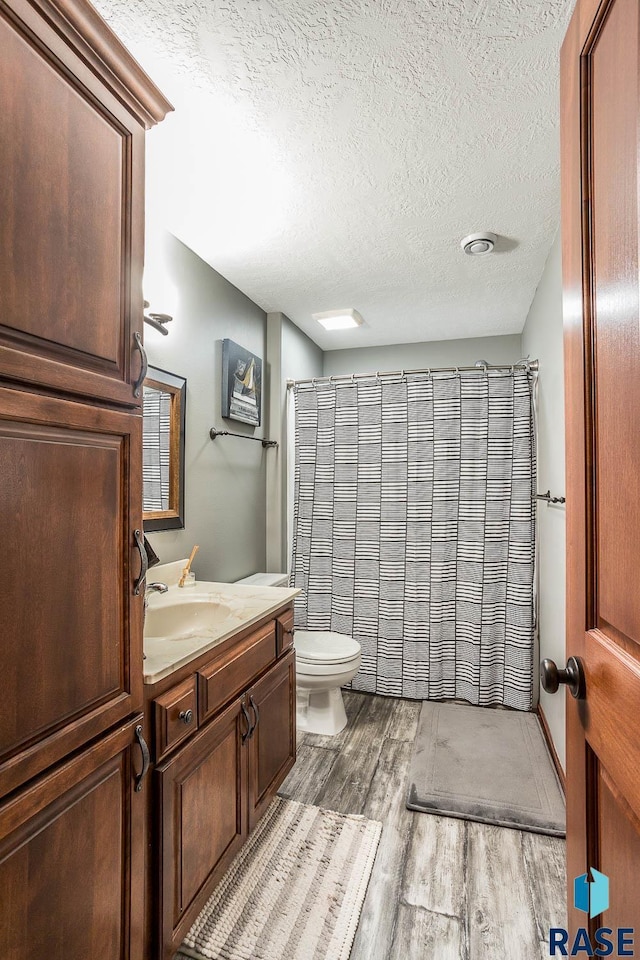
[[522, 231, 566, 769], [281, 316, 323, 570], [323, 334, 523, 376], [282, 315, 324, 390], [144, 231, 267, 583], [264, 312, 323, 572]]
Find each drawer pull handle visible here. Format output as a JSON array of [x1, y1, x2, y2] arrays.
[[133, 331, 147, 398], [241, 700, 252, 743], [134, 724, 150, 792], [133, 529, 147, 596], [179, 709, 194, 725], [249, 696, 260, 738]]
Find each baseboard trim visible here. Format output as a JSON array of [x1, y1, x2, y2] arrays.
[[537, 704, 565, 795]]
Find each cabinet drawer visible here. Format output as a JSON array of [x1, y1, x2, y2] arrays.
[[197, 622, 276, 725], [154, 677, 198, 761], [276, 609, 295, 657]]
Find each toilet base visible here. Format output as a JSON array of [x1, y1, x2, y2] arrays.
[[296, 686, 348, 736]]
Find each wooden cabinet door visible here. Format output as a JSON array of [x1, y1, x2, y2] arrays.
[[0, 715, 145, 960], [247, 650, 296, 831], [0, 386, 144, 796], [562, 0, 640, 933], [156, 696, 247, 960], [0, 0, 152, 407]]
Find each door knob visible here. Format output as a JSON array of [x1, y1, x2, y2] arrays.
[[540, 656, 586, 700]]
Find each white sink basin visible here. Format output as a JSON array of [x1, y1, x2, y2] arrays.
[[142, 579, 300, 684], [145, 596, 233, 642]]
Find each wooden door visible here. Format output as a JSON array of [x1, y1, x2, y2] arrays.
[[0, 385, 144, 797], [247, 651, 296, 830], [561, 0, 640, 932], [0, 715, 146, 960], [156, 696, 247, 960], [0, 0, 169, 408]]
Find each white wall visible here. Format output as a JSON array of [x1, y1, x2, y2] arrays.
[[323, 334, 523, 376], [522, 231, 566, 769]]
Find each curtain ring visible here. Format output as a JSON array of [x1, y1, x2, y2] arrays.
[[454, 367, 460, 377], [350, 373, 355, 384], [510, 364, 515, 375], [376, 371, 382, 383]]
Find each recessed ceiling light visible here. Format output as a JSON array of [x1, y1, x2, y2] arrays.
[[312, 308, 364, 331], [460, 232, 498, 255]]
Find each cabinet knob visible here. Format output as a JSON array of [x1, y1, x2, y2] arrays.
[[178, 709, 193, 725]]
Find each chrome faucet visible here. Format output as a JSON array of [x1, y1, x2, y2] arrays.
[[144, 581, 168, 612], [143, 582, 168, 662], [147, 581, 168, 597]]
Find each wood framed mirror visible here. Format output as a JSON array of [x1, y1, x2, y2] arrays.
[[142, 366, 186, 531]]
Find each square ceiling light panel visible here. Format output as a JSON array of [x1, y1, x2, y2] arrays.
[[312, 309, 365, 331]]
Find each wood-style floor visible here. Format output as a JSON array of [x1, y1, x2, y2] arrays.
[[278, 691, 567, 960]]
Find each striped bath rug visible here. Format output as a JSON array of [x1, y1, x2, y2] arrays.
[[177, 796, 382, 960]]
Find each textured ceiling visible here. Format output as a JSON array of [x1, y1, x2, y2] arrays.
[[94, 0, 575, 349]]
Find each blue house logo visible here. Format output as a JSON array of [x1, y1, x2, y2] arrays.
[[574, 868, 609, 919], [550, 869, 635, 956]]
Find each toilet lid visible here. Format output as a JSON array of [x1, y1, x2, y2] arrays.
[[295, 630, 361, 665]]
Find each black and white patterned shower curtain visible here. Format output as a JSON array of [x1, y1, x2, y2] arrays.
[[291, 369, 537, 711]]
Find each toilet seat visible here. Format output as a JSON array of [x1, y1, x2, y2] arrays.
[[294, 630, 361, 735], [294, 630, 360, 666]]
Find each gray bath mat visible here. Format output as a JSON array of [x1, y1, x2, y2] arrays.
[[406, 701, 565, 836]]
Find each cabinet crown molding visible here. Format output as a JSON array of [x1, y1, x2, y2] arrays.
[[22, 0, 173, 126]]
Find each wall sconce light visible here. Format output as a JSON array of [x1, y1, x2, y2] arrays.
[[143, 300, 173, 336]]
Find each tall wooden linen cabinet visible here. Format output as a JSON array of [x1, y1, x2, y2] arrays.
[[0, 1, 171, 957]]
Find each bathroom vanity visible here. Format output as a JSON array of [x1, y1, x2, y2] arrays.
[[142, 581, 298, 960]]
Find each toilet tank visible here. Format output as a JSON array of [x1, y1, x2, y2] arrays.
[[235, 572, 289, 588]]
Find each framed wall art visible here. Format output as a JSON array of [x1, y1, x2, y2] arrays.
[[221, 339, 262, 426]]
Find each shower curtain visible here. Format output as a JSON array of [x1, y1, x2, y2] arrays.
[[290, 367, 537, 711]]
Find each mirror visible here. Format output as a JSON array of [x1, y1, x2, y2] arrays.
[[143, 366, 186, 531]]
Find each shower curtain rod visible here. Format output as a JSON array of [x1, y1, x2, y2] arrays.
[[287, 359, 538, 388]]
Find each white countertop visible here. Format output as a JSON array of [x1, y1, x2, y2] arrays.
[[143, 580, 299, 684]]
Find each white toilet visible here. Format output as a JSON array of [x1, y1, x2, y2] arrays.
[[294, 630, 361, 735], [235, 573, 361, 736]]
